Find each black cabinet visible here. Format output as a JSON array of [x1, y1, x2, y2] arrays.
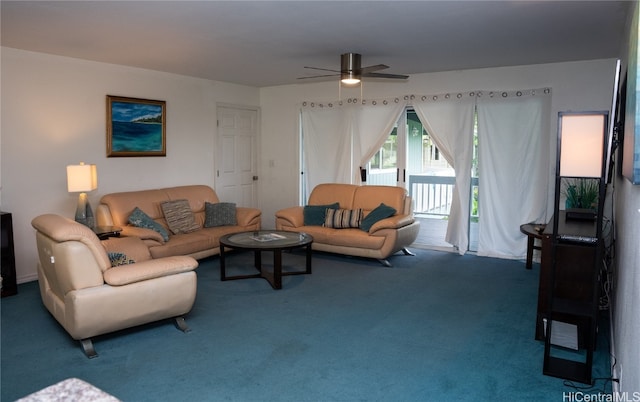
[[1, 211, 18, 297]]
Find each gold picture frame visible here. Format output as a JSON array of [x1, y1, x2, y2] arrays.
[[106, 95, 166, 157]]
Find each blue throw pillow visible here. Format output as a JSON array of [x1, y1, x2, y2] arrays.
[[128, 207, 170, 241], [360, 203, 397, 232], [303, 202, 339, 226]]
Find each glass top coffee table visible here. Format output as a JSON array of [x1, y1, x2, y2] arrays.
[[219, 231, 313, 290]]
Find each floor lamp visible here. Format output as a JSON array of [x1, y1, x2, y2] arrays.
[[543, 111, 607, 385], [67, 162, 98, 228]]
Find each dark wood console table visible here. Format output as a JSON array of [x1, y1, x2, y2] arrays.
[[537, 210, 602, 384], [535, 211, 599, 341]]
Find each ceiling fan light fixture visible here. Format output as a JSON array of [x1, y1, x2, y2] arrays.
[[340, 52, 361, 85], [341, 71, 361, 85]]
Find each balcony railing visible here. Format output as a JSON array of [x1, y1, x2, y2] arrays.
[[409, 175, 479, 218], [366, 171, 478, 219]]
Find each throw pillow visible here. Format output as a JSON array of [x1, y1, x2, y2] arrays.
[[107, 252, 135, 267], [324, 208, 363, 229], [102, 236, 152, 263], [204, 202, 237, 227], [161, 199, 200, 234], [128, 207, 170, 242], [360, 203, 397, 232], [303, 202, 340, 226]]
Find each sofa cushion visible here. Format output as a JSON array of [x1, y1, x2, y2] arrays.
[[360, 203, 397, 232], [308, 184, 358, 210], [324, 208, 363, 229], [352, 185, 406, 213], [204, 202, 237, 227], [128, 207, 170, 241], [161, 199, 200, 234], [303, 203, 339, 226]]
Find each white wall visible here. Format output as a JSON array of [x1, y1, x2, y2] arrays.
[[613, 178, 640, 393], [1, 47, 259, 283]]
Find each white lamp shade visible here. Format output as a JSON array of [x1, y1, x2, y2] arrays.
[[67, 163, 98, 192], [559, 114, 605, 178]]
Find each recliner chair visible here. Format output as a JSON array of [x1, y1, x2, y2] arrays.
[[31, 214, 199, 358]]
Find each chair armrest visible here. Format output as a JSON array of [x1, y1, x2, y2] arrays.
[[275, 206, 304, 228], [236, 207, 261, 227], [368, 215, 415, 233], [103, 256, 198, 286], [119, 226, 166, 243]]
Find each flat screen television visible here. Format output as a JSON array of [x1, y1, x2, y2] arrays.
[[605, 59, 623, 183]]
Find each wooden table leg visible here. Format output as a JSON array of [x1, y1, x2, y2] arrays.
[[306, 244, 312, 274], [526, 235, 534, 270], [273, 250, 283, 289], [220, 244, 227, 280]]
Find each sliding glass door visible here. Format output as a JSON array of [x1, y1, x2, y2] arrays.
[[364, 108, 478, 252]]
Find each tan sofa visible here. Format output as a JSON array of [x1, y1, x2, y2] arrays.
[[96, 185, 261, 260], [275, 183, 419, 266], [32, 214, 198, 358]]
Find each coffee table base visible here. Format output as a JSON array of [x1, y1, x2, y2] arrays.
[[220, 245, 312, 290]]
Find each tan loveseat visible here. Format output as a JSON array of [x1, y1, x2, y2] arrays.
[[275, 183, 419, 266], [96, 185, 261, 260], [32, 214, 198, 358]]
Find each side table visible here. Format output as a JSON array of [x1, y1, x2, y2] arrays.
[[519, 223, 548, 270], [93, 226, 123, 240]]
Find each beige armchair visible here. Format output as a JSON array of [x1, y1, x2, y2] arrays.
[[31, 214, 199, 358]]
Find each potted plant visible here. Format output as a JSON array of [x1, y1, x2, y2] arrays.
[[562, 178, 599, 210]]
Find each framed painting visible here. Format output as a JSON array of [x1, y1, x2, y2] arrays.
[[107, 95, 166, 157]]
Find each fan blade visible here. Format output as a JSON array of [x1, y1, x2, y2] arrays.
[[297, 74, 340, 80], [304, 66, 341, 73], [363, 72, 409, 80], [359, 64, 389, 74]]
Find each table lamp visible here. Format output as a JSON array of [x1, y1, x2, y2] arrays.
[[67, 162, 98, 228]]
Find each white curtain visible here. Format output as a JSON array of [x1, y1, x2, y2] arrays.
[[353, 100, 406, 183], [300, 104, 354, 191], [476, 90, 551, 259], [301, 98, 406, 189], [301, 88, 551, 260], [412, 95, 476, 254]]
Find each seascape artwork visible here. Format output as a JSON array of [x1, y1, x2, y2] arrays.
[[107, 96, 166, 157]]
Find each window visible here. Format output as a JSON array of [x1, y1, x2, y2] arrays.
[[370, 130, 397, 171]]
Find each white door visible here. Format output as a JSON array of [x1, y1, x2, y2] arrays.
[[216, 106, 258, 208]]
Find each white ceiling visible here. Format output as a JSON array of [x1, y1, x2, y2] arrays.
[[0, 1, 632, 88]]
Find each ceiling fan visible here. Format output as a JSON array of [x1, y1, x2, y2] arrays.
[[299, 53, 408, 85]]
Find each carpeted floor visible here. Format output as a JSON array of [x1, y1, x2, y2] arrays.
[[1, 248, 612, 401]]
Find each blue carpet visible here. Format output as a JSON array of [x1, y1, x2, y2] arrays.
[[1, 249, 612, 401]]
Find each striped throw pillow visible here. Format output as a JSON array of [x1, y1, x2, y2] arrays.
[[324, 208, 363, 229], [161, 199, 200, 234]]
